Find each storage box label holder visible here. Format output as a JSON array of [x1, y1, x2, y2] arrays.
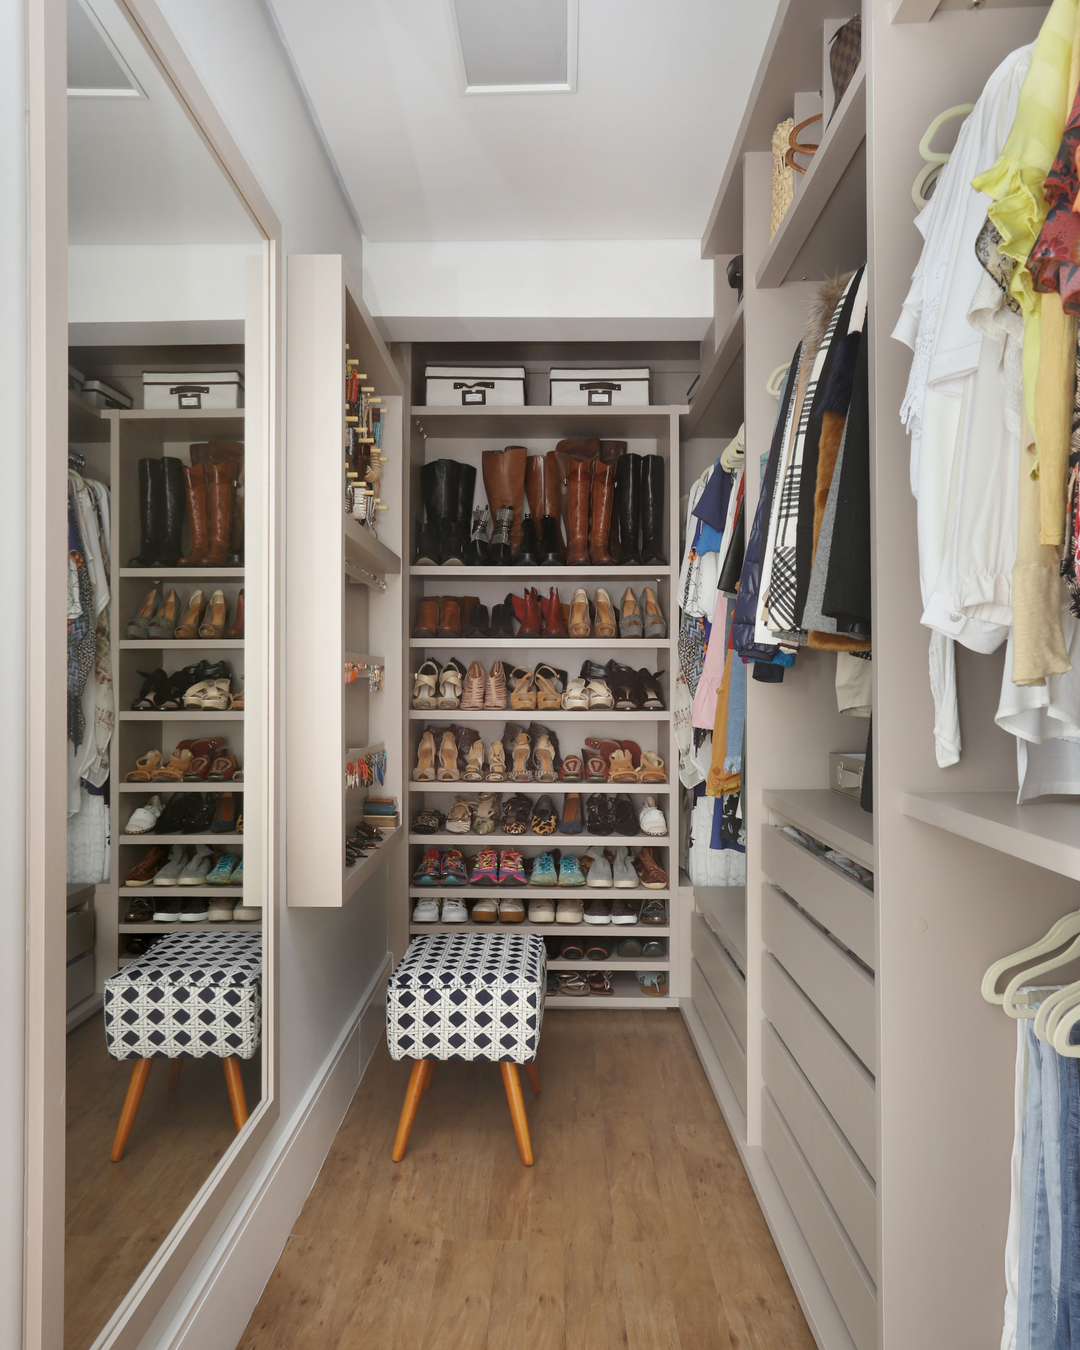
[[454, 381, 495, 405]]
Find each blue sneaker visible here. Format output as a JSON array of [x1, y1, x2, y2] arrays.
[[206, 853, 239, 886], [530, 851, 558, 886], [558, 853, 585, 887]]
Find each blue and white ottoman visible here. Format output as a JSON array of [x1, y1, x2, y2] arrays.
[[386, 932, 546, 1165], [104, 931, 262, 1161]]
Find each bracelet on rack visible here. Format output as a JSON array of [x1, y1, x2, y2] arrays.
[[345, 660, 384, 691], [345, 748, 387, 791]]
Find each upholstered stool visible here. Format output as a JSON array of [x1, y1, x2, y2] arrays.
[[103, 931, 262, 1161], [386, 931, 546, 1165]]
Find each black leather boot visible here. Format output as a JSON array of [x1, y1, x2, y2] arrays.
[[538, 516, 562, 566], [432, 460, 464, 564], [614, 454, 642, 565], [640, 455, 666, 565], [490, 507, 513, 566], [418, 461, 443, 564], [129, 458, 164, 566], [415, 518, 439, 565], [151, 457, 186, 566], [464, 505, 491, 566], [463, 602, 491, 637], [514, 516, 540, 566], [452, 463, 475, 564]]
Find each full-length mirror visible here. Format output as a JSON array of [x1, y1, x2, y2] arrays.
[[64, 3, 269, 1346]]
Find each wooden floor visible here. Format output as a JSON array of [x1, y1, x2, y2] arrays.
[[65, 1018, 261, 1350], [239, 1009, 816, 1350]]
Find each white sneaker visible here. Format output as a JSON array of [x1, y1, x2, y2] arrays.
[[232, 902, 261, 921], [178, 844, 214, 886], [638, 797, 667, 836], [612, 847, 639, 888], [584, 847, 612, 888], [154, 845, 188, 887], [442, 897, 468, 922], [529, 897, 556, 922], [412, 896, 440, 922], [556, 897, 584, 924], [208, 896, 238, 921], [124, 795, 164, 834]]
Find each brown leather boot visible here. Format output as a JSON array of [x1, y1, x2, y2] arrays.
[[543, 450, 567, 557], [589, 460, 617, 565], [225, 589, 245, 639], [179, 463, 210, 565], [525, 455, 545, 524], [565, 458, 594, 566], [600, 441, 627, 559], [481, 445, 528, 553], [552, 439, 600, 555], [203, 462, 235, 567]]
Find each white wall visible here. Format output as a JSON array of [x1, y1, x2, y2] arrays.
[[68, 244, 260, 325]]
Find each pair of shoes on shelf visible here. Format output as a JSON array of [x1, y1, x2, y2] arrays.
[[583, 793, 667, 837], [122, 842, 243, 888], [411, 896, 469, 922], [123, 789, 237, 835], [617, 586, 666, 639], [507, 588, 569, 638], [130, 660, 238, 712], [414, 460, 477, 566], [128, 451, 243, 569], [567, 586, 665, 639], [570, 661, 664, 712], [504, 665, 566, 712], [128, 587, 244, 640], [411, 657, 467, 709], [412, 847, 468, 886], [550, 935, 667, 959], [412, 595, 516, 639], [444, 794, 498, 834]]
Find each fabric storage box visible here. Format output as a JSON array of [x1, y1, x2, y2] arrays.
[[828, 752, 866, 801], [81, 378, 132, 409], [425, 366, 525, 407], [549, 368, 650, 406], [143, 371, 244, 410]]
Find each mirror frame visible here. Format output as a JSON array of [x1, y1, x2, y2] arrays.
[[26, 1, 282, 1346]]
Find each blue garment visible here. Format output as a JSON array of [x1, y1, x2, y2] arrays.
[[1019, 1019, 1063, 1350], [696, 521, 725, 555], [1056, 1027, 1080, 1350], [693, 461, 730, 532]]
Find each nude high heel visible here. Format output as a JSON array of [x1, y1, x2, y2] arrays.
[[568, 588, 591, 638], [593, 587, 617, 639], [127, 586, 160, 639], [641, 586, 666, 638], [198, 588, 228, 640], [620, 587, 643, 638], [412, 731, 437, 781], [436, 729, 461, 781], [486, 739, 507, 782], [485, 660, 507, 710], [174, 589, 206, 640]]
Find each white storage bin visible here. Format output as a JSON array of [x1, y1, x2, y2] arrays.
[[143, 371, 244, 410], [424, 366, 525, 407], [81, 379, 132, 409], [549, 368, 650, 407]]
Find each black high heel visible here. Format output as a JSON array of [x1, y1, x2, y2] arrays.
[[131, 669, 171, 711], [635, 669, 665, 711], [606, 660, 640, 710]]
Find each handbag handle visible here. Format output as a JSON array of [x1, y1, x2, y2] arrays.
[[784, 114, 822, 175]]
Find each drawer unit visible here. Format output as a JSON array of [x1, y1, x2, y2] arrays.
[[763, 1021, 877, 1273], [691, 912, 747, 1049], [761, 825, 874, 970], [66, 953, 95, 1011], [691, 959, 746, 1113], [763, 954, 876, 1177], [763, 885, 875, 1072], [694, 886, 746, 969], [66, 907, 95, 962], [763, 1090, 877, 1350]]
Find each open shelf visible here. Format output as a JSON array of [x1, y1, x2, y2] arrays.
[[902, 792, 1080, 883], [120, 567, 245, 579], [119, 711, 244, 721], [68, 391, 109, 443], [547, 971, 675, 1007], [121, 886, 244, 897], [409, 885, 669, 901], [409, 709, 669, 722], [408, 833, 668, 847], [548, 957, 669, 970], [344, 517, 400, 577], [683, 301, 744, 438], [119, 639, 245, 650], [119, 781, 245, 793], [119, 921, 258, 934], [408, 637, 670, 649], [410, 565, 672, 579], [119, 834, 244, 846], [410, 920, 670, 936], [341, 825, 404, 903], [411, 782, 671, 795], [761, 787, 874, 869], [411, 405, 685, 441]]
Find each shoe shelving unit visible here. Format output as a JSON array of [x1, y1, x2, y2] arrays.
[[285, 254, 406, 909], [401, 386, 683, 1007]]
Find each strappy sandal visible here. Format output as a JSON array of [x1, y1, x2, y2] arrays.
[[609, 663, 640, 711], [509, 666, 537, 711], [208, 752, 238, 781], [638, 751, 667, 783], [556, 972, 590, 997], [585, 679, 614, 710], [461, 661, 486, 711], [125, 750, 163, 781], [200, 679, 234, 711], [446, 798, 474, 833], [562, 677, 590, 711], [637, 970, 668, 997], [437, 659, 464, 709], [412, 659, 440, 709], [184, 736, 224, 781], [412, 730, 437, 781], [132, 669, 170, 711], [559, 754, 583, 781], [463, 737, 485, 781], [588, 971, 614, 996], [510, 731, 533, 782], [231, 689, 245, 710], [474, 793, 497, 834], [486, 739, 507, 782], [636, 670, 665, 711], [436, 729, 461, 781], [534, 665, 566, 712], [585, 737, 621, 777], [608, 749, 637, 783], [585, 753, 607, 782], [485, 660, 507, 710], [533, 733, 558, 782], [151, 742, 193, 781]]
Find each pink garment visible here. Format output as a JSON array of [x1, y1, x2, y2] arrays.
[[691, 593, 729, 729]]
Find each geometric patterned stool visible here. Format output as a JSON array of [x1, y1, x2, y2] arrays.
[[385, 931, 546, 1165], [103, 931, 262, 1161]]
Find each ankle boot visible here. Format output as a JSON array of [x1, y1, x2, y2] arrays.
[[179, 463, 211, 566], [203, 462, 236, 567], [481, 445, 528, 552], [514, 588, 543, 637], [640, 455, 666, 565], [544, 451, 568, 558], [490, 595, 516, 638], [464, 506, 491, 566], [514, 517, 540, 566], [150, 458, 186, 567], [225, 589, 245, 638], [542, 587, 569, 637], [463, 602, 491, 637], [129, 458, 164, 566], [538, 516, 562, 566], [589, 460, 617, 566], [415, 518, 440, 565], [565, 458, 593, 567], [614, 454, 642, 565], [490, 506, 513, 566]]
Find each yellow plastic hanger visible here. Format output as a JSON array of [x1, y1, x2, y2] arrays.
[[911, 104, 974, 210]]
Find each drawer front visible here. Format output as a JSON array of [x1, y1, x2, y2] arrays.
[[763, 1022, 877, 1273], [691, 913, 747, 1049], [66, 953, 95, 1011], [695, 886, 746, 969], [763, 955, 876, 1177], [691, 960, 746, 1113], [763, 1091, 878, 1350], [67, 908, 95, 962], [763, 885, 875, 1072], [761, 826, 874, 969]]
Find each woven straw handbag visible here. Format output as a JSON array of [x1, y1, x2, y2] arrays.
[[771, 118, 795, 239]]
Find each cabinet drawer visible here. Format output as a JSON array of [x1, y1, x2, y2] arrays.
[[763, 1021, 877, 1273], [695, 886, 746, 969], [763, 1091, 877, 1350], [691, 959, 746, 1113], [67, 908, 95, 962], [763, 954, 876, 1177], [761, 826, 874, 969], [66, 953, 95, 1011], [691, 913, 746, 1049], [763, 885, 875, 1072]]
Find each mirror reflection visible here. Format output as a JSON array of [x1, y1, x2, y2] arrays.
[[64, 3, 265, 1346]]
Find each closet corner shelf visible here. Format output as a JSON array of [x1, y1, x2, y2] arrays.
[[410, 404, 684, 441], [408, 637, 669, 650], [761, 787, 874, 869], [409, 709, 671, 723], [683, 300, 745, 439], [755, 64, 867, 290], [902, 792, 1080, 882], [342, 824, 404, 903], [409, 565, 673, 580], [343, 518, 401, 577], [118, 710, 245, 722], [547, 971, 676, 1008]]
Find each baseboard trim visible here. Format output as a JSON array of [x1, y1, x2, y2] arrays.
[[680, 999, 857, 1350], [153, 951, 392, 1350]]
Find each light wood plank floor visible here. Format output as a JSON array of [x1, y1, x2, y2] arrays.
[[239, 1010, 816, 1350]]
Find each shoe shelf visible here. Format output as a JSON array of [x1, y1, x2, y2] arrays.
[[546, 970, 676, 1007], [408, 833, 668, 846], [547, 957, 669, 971], [411, 564, 671, 579], [409, 920, 670, 936], [411, 405, 683, 441], [118, 782, 245, 793], [119, 639, 245, 650], [414, 782, 670, 795], [408, 885, 669, 901], [122, 885, 243, 896], [120, 567, 245, 579], [118, 921, 256, 934], [409, 638, 668, 650], [120, 834, 244, 846], [119, 710, 245, 721], [409, 709, 670, 722]]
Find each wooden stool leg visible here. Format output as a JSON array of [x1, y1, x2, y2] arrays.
[[500, 1062, 533, 1166], [111, 1059, 152, 1162], [167, 1060, 182, 1090], [524, 1062, 541, 1096], [222, 1057, 249, 1133], [422, 1059, 436, 1091], [392, 1058, 428, 1162]]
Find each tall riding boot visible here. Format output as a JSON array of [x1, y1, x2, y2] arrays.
[[203, 462, 236, 567], [525, 456, 545, 526], [538, 517, 563, 566], [151, 457, 187, 567], [600, 441, 627, 559], [614, 455, 642, 565], [543, 450, 567, 557], [433, 460, 464, 565], [129, 458, 164, 566], [416, 460, 442, 564], [228, 460, 244, 565], [178, 463, 211, 566], [640, 454, 667, 565], [589, 460, 617, 566], [514, 516, 540, 566], [481, 445, 528, 553], [552, 439, 599, 559], [565, 458, 594, 567]]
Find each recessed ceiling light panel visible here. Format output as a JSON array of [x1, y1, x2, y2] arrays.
[[448, 0, 578, 94]]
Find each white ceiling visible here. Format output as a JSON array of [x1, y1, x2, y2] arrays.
[[268, 0, 779, 242]]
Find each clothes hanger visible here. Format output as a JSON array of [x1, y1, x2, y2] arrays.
[[996, 920, 1080, 1019], [1051, 993, 1080, 1055], [720, 424, 745, 472], [911, 104, 974, 210], [766, 364, 790, 400], [1034, 981, 1080, 1041], [981, 910, 1080, 1009]]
